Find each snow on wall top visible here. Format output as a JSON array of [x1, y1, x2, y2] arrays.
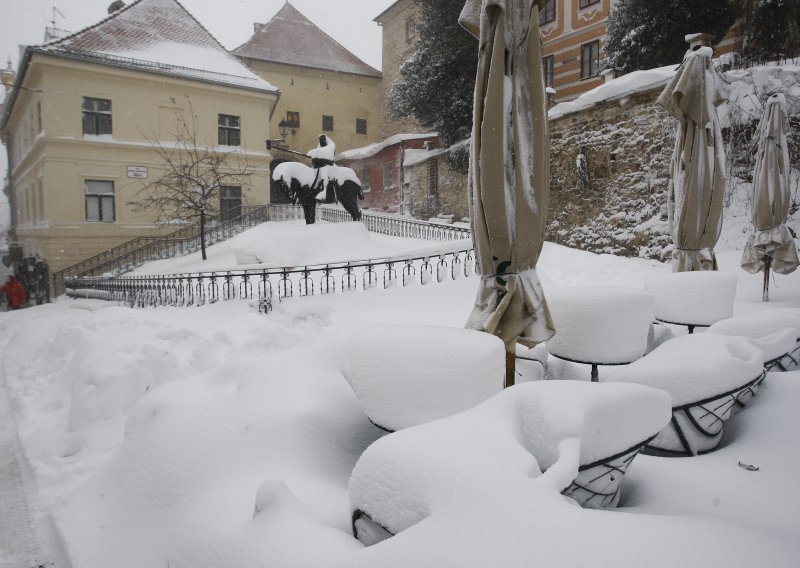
[[549, 64, 679, 120], [233, 2, 381, 78], [37, 0, 277, 93]]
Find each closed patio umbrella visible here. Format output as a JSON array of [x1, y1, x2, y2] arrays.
[[459, 0, 555, 387], [741, 93, 799, 300], [657, 43, 727, 272]]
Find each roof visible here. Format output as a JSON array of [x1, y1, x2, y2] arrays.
[[336, 133, 438, 161], [35, 0, 278, 93], [234, 2, 381, 78], [373, 0, 406, 24]]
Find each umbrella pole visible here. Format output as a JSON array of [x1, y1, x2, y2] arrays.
[[505, 349, 516, 388], [762, 256, 772, 302]]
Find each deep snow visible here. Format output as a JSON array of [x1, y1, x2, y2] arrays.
[[0, 220, 798, 567]]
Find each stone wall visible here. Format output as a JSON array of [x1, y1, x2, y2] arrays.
[[406, 151, 470, 222], [546, 87, 675, 261]]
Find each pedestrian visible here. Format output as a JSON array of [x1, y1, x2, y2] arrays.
[[0, 275, 28, 310]]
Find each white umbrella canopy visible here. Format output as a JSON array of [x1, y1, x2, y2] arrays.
[[741, 92, 799, 298], [657, 45, 727, 272], [460, 0, 555, 386]]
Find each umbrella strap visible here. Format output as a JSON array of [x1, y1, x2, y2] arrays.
[[481, 271, 520, 287]]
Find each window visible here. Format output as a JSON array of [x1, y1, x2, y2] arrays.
[[285, 111, 300, 128], [383, 162, 394, 190], [539, 0, 556, 26], [82, 97, 112, 135], [322, 115, 334, 132], [220, 186, 242, 222], [356, 118, 367, 135], [218, 114, 241, 146], [85, 180, 115, 222], [581, 40, 600, 80], [579, 0, 600, 8], [405, 17, 416, 43], [37, 101, 42, 132], [542, 55, 555, 88]]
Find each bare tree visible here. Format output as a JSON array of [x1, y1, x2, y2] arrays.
[[129, 97, 253, 260]]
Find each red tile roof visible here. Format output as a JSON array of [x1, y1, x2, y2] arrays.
[[234, 2, 381, 78]]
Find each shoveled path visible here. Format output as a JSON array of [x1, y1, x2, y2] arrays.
[[0, 372, 51, 568]]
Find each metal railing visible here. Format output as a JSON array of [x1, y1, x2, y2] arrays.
[[319, 207, 471, 241], [64, 245, 476, 313], [52, 206, 269, 296]]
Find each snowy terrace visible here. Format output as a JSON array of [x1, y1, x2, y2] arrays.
[[2, 209, 799, 567]]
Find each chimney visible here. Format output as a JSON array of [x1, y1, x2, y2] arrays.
[[423, 141, 433, 151], [108, 1, 126, 14], [254, 22, 265, 33], [1, 58, 16, 94], [600, 68, 618, 83]]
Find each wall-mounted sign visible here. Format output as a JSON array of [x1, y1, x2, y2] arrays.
[[127, 166, 148, 179]]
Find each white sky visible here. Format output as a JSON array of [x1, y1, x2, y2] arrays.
[[0, 0, 395, 70]]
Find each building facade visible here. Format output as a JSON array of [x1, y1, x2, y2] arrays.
[[234, 1, 382, 196], [0, 0, 279, 275]]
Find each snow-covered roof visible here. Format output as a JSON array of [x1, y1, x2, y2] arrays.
[[337, 133, 438, 161], [234, 2, 381, 78], [34, 0, 278, 93], [549, 64, 679, 120]]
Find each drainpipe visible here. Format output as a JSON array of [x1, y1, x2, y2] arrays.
[[2, 132, 22, 261]]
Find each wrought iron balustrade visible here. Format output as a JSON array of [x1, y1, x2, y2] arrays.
[[65, 246, 476, 313]]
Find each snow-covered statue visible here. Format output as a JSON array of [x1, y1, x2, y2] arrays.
[[272, 134, 363, 224]]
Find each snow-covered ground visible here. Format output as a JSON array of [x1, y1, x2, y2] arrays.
[[0, 220, 798, 567]]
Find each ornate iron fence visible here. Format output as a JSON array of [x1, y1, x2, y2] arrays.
[[318, 206, 471, 241], [65, 246, 476, 313]]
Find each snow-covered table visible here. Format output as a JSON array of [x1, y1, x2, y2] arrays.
[[344, 325, 505, 431], [606, 334, 765, 456], [545, 286, 654, 381], [645, 271, 737, 334]]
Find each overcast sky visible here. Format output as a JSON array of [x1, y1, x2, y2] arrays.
[[0, 0, 396, 70]]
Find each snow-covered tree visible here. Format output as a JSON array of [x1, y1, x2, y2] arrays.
[[737, 0, 800, 64], [129, 98, 253, 261], [605, 0, 738, 74], [388, 0, 477, 147]]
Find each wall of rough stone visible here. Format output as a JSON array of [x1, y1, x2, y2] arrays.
[[406, 152, 470, 222], [546, 87, 675, 261]]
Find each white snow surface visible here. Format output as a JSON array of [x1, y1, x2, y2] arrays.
[[343, 325, 504, 431], [545, 286, 654, 364], [708, 309, 800, 361], [549, 64, 679, 119], [129, 221, 465, 274], [606, 334, 765, 406], [104, 42, 276, 89], [646, 271, 738, 326], [349, 381, 671, 537], [1, 221, 799, 567], [336, 133, 437, 161]]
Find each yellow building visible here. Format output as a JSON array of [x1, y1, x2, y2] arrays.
[[234, 1, 382, 197], [0, 0, 279, 276]]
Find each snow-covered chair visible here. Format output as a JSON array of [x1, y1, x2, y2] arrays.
[[606, 334, 765, 456], [706, 309, 800, 404], [644, 271, 737, 333], [350, 381, 671, 546], [708, 309, 800, 372], [545, 286, 654, 381], [343, 325, 505, 432]]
